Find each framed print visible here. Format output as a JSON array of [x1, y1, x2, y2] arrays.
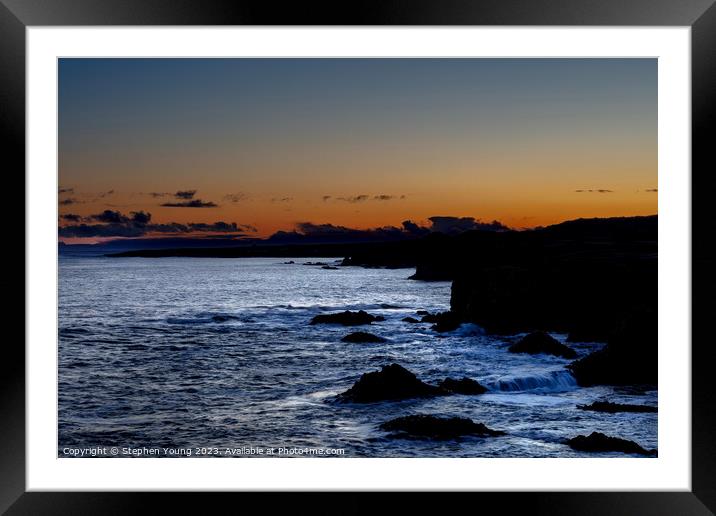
[[6, 0, 715, 513]]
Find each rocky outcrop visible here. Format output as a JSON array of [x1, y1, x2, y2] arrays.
[[339, 240, 419, 269], [449, 216, 657, 339], [402, 317, 420, 323], [568, 308, 657, 387], [341, 332, 387, 343], [565, 432, 656, 456], [380, 414, 504, 440], [421, 311, 462, 333], [337, 364, 444, 403], [443, 217, 657, 386], [508, 332, 577, 359], [310, 310, 385, 326], [577, 401, 657, 413], [408, 264, 454, 281], [566, 329, 605, 343], [437, 377, 488, 394]]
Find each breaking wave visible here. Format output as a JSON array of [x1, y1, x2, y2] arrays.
[[486, 370, 578, 393]]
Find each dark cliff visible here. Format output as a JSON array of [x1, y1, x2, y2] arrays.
[[447, 216, 657, 339], [445, 215, 657, 386]]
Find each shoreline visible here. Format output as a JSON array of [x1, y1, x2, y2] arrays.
[[58, 215, 658, 456], [101, 215, 657, 388]]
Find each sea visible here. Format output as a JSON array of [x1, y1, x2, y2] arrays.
[[58, 256, 657, 458]]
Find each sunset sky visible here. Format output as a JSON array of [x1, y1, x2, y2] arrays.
[[58, 58, 657, 241]]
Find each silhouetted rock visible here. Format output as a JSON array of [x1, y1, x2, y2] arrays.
[[508, 332, 577, 359], [565, 432, 656, 456], [409, 264, 454, 281], [341, 332, 387, 343], [310, 310, 385, 326], [420, 311, 462, 332], [448, 216, 656, 338], [438, 377, 487, 394], [416, 310, 430, 316], [439, 217, 657, 387], [380, 414, 504, 440], [339, 240, 419, 269], [321, 265, 339, 270], [566, 328, 605, 343], [568, 308, 657, 386], [402, 317, 420, 323], [577, 401, 657, 413], [337, 364, 444, 403]]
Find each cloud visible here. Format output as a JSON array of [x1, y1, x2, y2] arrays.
[[59, 209, 250, 238], [223, 193, 247, 203], [98, 189, 115, 198], [184, 222, 248, 233], [161, 199, 218, 208], [62, 210, 151, 225], [267, 215, 508, 244], [59, 198, 81, 205], [427, 216, 509, 234], [266, 222, 406, 244], [59, 188, 74, 194], [401, 220, 430, 236], [645, 188, 658, 192], [147, 192, 171, 198], [293, 217, 509, 239], [238, 224, 258, 233], [130, 211, 151, 224], [59, 223, 146, 238], [175, 190, 197, 199], [336, 195, 369, 203], [296, 222, 357, 235], [327, 194, 406, 202], [271, 197, 293, 203], [187, 222, 237, 232], [88, 210, 125, 223], [575, 189, 614, 193]]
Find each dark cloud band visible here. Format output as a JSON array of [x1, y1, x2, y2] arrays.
[[174, 190, 197, 199], [161, 200, 218, 208], [59, 209, 249, 238], [575, 189, 614, 193]]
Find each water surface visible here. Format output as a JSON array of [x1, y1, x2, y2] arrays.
[[58, 257, 657, 457]]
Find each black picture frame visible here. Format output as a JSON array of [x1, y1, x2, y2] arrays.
[[5, 1, 715, 514]]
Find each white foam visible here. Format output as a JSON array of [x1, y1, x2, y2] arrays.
[[486, 370, 578, 393]]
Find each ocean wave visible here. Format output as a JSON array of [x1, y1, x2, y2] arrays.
[[58, 256, 655, 458], [485, 370, 578, 393], [452, 323, 486, 337]]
